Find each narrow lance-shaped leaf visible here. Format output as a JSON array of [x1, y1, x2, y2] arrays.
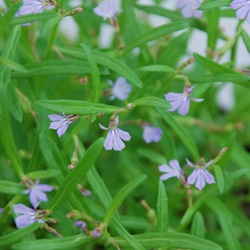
[[121, 21, 189, 54], [0, 25, 20, 91], [191, 212, 206, 238], [139, 65, 176, 73], [0, 181, 25, 195], [0, 108, 24, 175], [0, 223, 40, 247], [36, 99, 120, 115], [11, 235, 91, 250], [49, 138, 104, 211], [133, 97, 171, 109], [10, 12, 57, 25], [0, 57, 28, 73], [199, 0, 231, 10], [157, 181, 168, 232], [103, 175, 147, 224], [156, 108, 200, 161], [81, 43, 101, 103], [213, 165, 224, 193], [113, 232, 222, 250], [207, 199, 241, 250], [11, 60, 109, 78], [58, 47, 142, 88]]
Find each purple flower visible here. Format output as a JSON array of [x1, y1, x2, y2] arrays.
[[164, 85, 204, 116], [23, 180, 53, 209], [230, 0, 250, 23], [77, 184, 92, 197], [92, 228, 101, 238], [75, 220, 87, 233], [99, 116, 131, 151], [187, 159, 215, 190], [177, 0, 203, 18], [109, 77, 132, 101], [48, 114, 79, 137], [13, 204, 45, 228], [94, 0, 121, 20], [142, 125, 162, 143], [16, 0, 54, 19], [0, 208, 3, 214], [159, 160, 184, 181]]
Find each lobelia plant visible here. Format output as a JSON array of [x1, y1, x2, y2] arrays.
[[0, 0, 250, 249]]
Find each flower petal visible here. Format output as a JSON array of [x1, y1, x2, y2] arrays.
[[15, 214, 36, 228], [203, 169, 216, 184], [187, 169, 198, 184], [178, 96, 190, 115], [13, 204, 34, 215]]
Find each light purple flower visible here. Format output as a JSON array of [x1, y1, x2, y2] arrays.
[[187, 159, 215, 190], [0, 208, 3, 214], [13, 204, 45, 228], [77, 184, 92, 197], [16, 0, 55, 18], [92, 228, 101, 238], [94, 0, 121, 20], [99, 116, 131, 151], [24, 180, 53, 209], [109, 77, 132, 101], [230, 0, 250, 23], [48, 114, 78, 137], [159, 160, 184, 181], [177, 0, 203, 18], [142, 125, 162, 143], [164, 85, 204, 115], [75, 220, 87, 233]]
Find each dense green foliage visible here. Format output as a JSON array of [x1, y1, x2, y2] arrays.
[[0, 0, 250, 249]]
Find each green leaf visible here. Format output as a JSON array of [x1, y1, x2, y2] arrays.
[[136, 5, 183, 21], [104, 175, 147, 224], [87, 168, 114, 209], [59, 47, 142, 88], [188, 74, 250, 86], [0, 25, 20, 91], [27, 170, 61, 179], [111, 219, 145, 250], [0, 2, 21, 34], [122, 21, 189, 54], [241, 29, 250, 54], [0, 223, 40, 246], [81, 43, 101, 103], [11, 60, 109, 78], [39, 135, 68, 177], [157, 181, 168, 232], [10, 12, 58, 25], [0, 57, 28, 73], [206, 8, 220, 51], [139, 65, 176, 73], [207, 199, 241, 250], [199, 0, 231, 10], [0, 108, 23, 175], [114, 232, 222, 250], [11, 235, 91, 250], [133, 97, 171, 109], [0, 83, 23, 122], [191, 212, 206, 238], [0, 181, 25, 195], [213, 165, 224, 193], [36, 99, 120, 115], [194, 53, 239, 74], [41, 16, 62, 37], [156, 108, 200, 161], [181, 186, 216, 225], [49, 138, 104, 211]]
